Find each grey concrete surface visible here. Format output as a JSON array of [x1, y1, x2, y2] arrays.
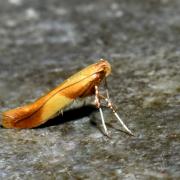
[[0, 0, 179, 179]]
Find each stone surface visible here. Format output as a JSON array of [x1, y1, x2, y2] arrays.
[[0, 0, 179, 179]]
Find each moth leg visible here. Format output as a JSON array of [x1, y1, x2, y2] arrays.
[[107, 98, 133, 136], [95, 85, 109, 136], [104, 77, 110, 100], [101, 79, 134, 136], [60, 110, 63, 116]]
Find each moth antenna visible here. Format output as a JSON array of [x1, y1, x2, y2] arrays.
[[95, 85, 109, 136]]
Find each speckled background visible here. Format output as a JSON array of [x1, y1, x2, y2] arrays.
[[0, 0, 179, 179]]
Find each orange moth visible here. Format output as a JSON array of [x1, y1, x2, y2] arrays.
[[2, 59, 133, 136]]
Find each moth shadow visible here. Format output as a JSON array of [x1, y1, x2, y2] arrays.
[[37, 105, 97, 128]]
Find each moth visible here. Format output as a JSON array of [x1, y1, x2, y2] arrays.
[[2, 59, 133, 136]]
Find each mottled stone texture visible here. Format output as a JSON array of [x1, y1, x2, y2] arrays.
[[0, 0, 179, 179]]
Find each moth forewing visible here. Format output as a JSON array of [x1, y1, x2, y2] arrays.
[[2, 59, 133, 136], [2, 60, 111, 128]]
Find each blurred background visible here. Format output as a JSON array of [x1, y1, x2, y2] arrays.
[[0, 0, 179, 179]]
